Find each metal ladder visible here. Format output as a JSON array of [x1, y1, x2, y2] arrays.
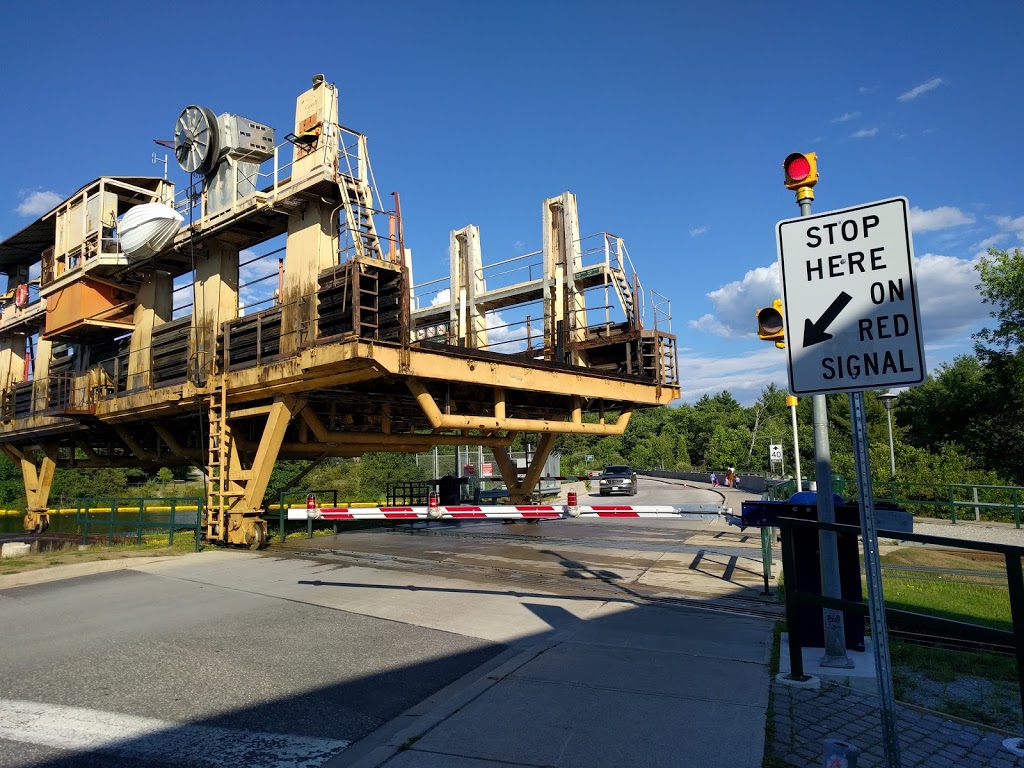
[[205, 375, 233, 540]]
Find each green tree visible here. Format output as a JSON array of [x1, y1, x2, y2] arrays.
[[897, 356, 988, 457], [0, 454, 24, 508], [358, 452, 424, 501], [972, 248, 1024, 483], [975, 248, 1024, 354]]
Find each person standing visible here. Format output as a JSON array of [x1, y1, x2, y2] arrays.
[[709, 471, 719, 487]]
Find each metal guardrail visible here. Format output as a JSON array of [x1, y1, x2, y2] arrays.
[[767, 479, 1024, 527], [777, 516, 1024, 724], [75, 497, 203, 551]]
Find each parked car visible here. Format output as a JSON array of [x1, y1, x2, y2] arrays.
[[598, 465, 638, 496]]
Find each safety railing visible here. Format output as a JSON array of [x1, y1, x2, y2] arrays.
[[651, 289, 672, 334], [169, 116, 401, 265], [768, 479, 1024, 528], [75, 497, 203, 551], [778, 516, 1024, 723]]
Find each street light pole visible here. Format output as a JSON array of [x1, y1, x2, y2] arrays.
[[878, 392, 898, 478]]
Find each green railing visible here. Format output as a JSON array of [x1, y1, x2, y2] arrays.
[[75, 497, 203, 551], [766, 479, 1024, 528]]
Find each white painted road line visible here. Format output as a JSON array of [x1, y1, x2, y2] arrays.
[[0, 698, 349, 767]]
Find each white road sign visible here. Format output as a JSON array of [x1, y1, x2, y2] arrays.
[[769, 444, 783, 462], [776, 197, 926, 395]]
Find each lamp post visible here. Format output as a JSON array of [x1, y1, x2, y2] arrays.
[[878, 392, 898, 478]]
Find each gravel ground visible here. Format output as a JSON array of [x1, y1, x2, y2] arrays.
[[911, 519, 1024, 547]]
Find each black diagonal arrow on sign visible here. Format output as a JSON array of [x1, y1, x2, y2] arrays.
[[803, 291, 853, 348]]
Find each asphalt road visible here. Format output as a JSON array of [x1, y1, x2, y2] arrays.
[[0, 567, 505, 767], [0, 478, 763, 768]]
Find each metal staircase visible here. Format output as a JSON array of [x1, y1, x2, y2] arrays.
[[638, 332, 678, 387], [609, 267, 636, 327], [340, 175, 384, 261]]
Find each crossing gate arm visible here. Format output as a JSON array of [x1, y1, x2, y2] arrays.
[[287, 503, 727, 521]]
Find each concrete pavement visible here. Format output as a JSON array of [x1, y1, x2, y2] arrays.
[[0, 545, 773, 768], [335, 601, 771, 768]]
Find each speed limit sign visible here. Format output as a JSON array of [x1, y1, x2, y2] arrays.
[[769, 444, 783, 462]]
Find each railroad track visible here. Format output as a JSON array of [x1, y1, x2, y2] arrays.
[[272, 539, 784, 622], [274, 530, 1015, 656], [880, 562, 1006, 586]]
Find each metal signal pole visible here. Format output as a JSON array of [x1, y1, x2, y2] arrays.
[[790, 163, 851, 670]]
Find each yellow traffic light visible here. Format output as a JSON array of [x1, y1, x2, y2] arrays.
[[757, 299, 785, 348], [783, 152, 819, 190]]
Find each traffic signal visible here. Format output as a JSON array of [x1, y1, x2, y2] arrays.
[[757, 299, 785, 348], [783, 152, 819, 189]]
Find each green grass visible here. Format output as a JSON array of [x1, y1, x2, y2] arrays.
[[0, 535, 201, 575], [890, 638, 1017, 683], [890, 638, 1022, 729], [880, 576, 1011, 632]]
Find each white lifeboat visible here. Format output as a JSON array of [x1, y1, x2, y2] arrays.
[[118, 203, 183, 262]]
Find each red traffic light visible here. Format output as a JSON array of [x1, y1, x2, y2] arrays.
[[786, 156, 810, 182], [783, 152, 819, 189]]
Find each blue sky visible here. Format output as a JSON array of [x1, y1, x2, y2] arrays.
[[2, 2, 1021, 404]]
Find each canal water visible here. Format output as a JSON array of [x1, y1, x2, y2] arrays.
[[0, 510, 200, 537]]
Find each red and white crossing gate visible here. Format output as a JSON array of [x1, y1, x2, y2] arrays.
[[288, 492, 726, 522]]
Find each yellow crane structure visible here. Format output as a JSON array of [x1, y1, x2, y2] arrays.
[[0, 75, 679, 547]]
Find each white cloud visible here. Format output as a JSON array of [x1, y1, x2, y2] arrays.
[[976, 234, 1008, 250], [850, 128, 878, 139], [687, 313, 730, 337], [858, 86, 876, 95], [912, 252, 986, 339], [483, 309, 530, 351], [993, 214, 1024, 240], [909, 205, 975, 232], [689, 226, 708, 237], [678, 347, 787, 404], [16, 190, 62, 217], [689, 263, 781, 339], [898, 77, 945, 102], [430, 287, 450, 307], [832, 111, 861, 123]]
